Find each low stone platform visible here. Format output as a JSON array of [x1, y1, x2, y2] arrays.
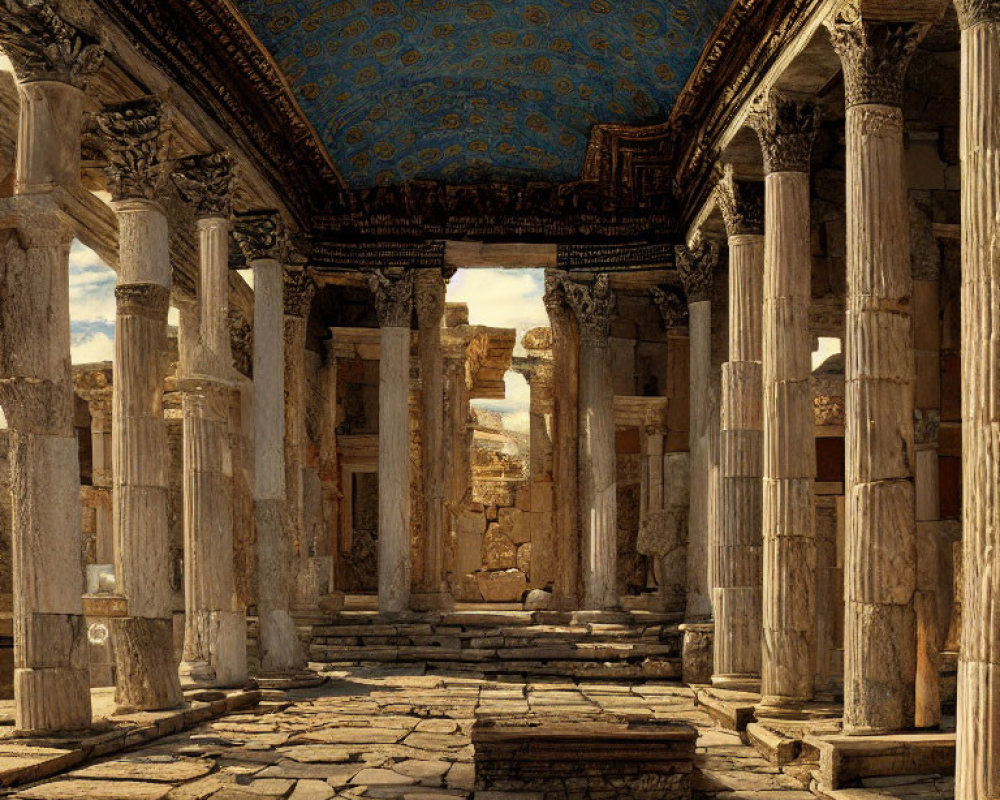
[[806, 730, 956, 791], [472, 713, 697, 799], [308, 610, 683, 680], [695, 687, 759, 731], [0, 687, 259, 790]]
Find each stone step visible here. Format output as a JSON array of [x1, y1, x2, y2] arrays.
[[309, 642, 679, 662], [805, 731, 956, 791]]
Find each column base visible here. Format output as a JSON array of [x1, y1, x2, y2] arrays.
[[254, 670, 326, 690], [711, 673, 762, 692], [409, 592, 455, 612], [679, 622, 714, 685], [110, 616, 184, 713], [14, 666, 92, 735], [754, 697, 837, 721]]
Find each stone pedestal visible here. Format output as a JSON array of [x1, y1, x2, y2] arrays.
[[563, 275, 618, 611], [712, 170, 765, 690], [368, 270, 414, 615], [829, 14, 920, 735]]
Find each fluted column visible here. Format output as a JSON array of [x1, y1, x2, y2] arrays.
[[713, 169, 765, 689], [673, 240, 720, 622], [0, 5, 103, 732], [368, 270, 414, 615], [172, 153, 246, 687], [829, 12, 920, 734], [954, 1, 1000, 795], [563, 274, 618, 610], [752, 93, 821, 712], [233, 211, 304, 674], [413, 270, 451, 610], [543, 273, 580, 609], [98, 98, 183, 712]]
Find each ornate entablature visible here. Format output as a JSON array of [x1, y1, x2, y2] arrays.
[[309, 241, 446, 274], [556, 243, 676, 273]]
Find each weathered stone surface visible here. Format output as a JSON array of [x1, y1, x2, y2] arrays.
[[17, 780, 172, 800], [524, 590, 552, 611], [482, 524, 517, 570], [476, 571, 528, 603]]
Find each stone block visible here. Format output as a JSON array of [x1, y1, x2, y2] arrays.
[[476, 570, 527, 603], [483, 524, 517, 570], [499, 508, 530, 544], [516, 543, 532, 573], [456, 511, 487, 575]]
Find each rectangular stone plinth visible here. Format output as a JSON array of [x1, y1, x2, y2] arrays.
[[472, 715, 697, 799], [806, 731, 955, 790]]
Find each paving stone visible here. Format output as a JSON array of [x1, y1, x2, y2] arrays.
[[69, 758, 213, 782], [390, 759, 450, 781], [288, 779, 336, 800], [351, 767, 418, 785], [16, 780, 173, 800]]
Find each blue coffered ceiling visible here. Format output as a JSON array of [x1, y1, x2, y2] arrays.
[[233, 0, 732, 188]]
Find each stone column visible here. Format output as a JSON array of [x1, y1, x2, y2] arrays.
[[319, 339, 342, 599], [233, 211, 304, 675], [829, 12, 920, 734], [413, 270, 451, 610], [673, 240, 720, 622], [713, 168, 765, 689], [367, 270, 414, 615], [751, 93, 821, 712], [954, 1, 1000, 795], [562, 274, 618, 611], [98, 98, 183, 711], [543, 273, 580, 608], [172, 153, 247, 687]]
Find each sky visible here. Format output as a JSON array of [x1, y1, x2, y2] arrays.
[[69, 240, 117, 364], [446, 268, 549, 434]]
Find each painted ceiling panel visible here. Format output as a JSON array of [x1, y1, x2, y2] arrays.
[[234, 0, 732, 187]]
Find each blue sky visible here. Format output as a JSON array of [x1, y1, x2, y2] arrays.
[[69, 240, 117, 363]]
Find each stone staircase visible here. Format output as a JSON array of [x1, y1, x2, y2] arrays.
[[305, 609, 684, 680]]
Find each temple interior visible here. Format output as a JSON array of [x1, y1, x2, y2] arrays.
[[0, 1, 993, 799]]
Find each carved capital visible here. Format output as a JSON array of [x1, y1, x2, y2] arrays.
[[283, 268, 315, 318], [751, 93, 821, 174], [675, 237, 719, 304], [955, 0, 1000, 29], [232, 210, 286, 264], [914, 409, 941, 445], [649, 286, 689, 330], [561, 273, 615, 345], [97, 97, 169, 202], [229, 307, 253, 377], [414, 269, 447, 329], [115, 283, 170, 319], [714, 167, 765, 238], [827, 8, 921, 108], [367, 269, 413, 328], [542, 269, 570, 319], [171, 152, 235, 219], [0, 0, 104, 86]]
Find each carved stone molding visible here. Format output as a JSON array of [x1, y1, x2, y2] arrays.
[[414, 270, 447, 329], [229, 307, 252, 377], [649, 286, 689, 330], [115, 283, 171, 319], [827, 9, 921, 109], [854, 106, 904, 137], [232, 209, 286, 264], [675, 237, 720, 304], [556, 242, 676, 272], [561, 273, 616, 345], [97, 97, 169, 202], [955, 0, 1000, 29], [282, 268, 315, 319], [715, 167, 765, 238], [171, 152, 236, 219], [751, 93, 821, 174], [367, 269, 414, 329], [0, 0, 104, 86], [542, 269, 570, 321]]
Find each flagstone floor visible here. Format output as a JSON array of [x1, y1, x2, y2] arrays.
[[0, 666, 953, 800]]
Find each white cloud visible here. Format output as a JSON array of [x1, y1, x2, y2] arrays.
[[446, 269, 548, 354], [69, 241, 117, 364], [71, 331, 114, 364]]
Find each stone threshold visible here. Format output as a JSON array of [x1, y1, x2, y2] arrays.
[[695, 687, 759, 731], [0, 687, 259, 789]]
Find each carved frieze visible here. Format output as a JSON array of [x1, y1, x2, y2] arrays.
[[714, 167, 765, 238], [97, 97, 169, 203], [311, 240, 445, 272], [172, 152, 236, 219], [115, 283, 171, 319], [0, 0, 104, 86], [675, 237, 719, 304], [561, 274, 615, 345], [556, 242, 675, 272], [232, 210, 286, 264], [751, 93, 821, 175], [826, 8, 921, 109], [283, 268, 315, 319], [649, 286, 689, 330], [367, 269, 414, 329]]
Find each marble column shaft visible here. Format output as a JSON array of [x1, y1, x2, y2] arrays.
[[713, 172, 765, 688], [830, 15, 920, 734], [755, 95, 820, 708], [562, 274, 618, 611], [954, 2, 1000, 796], [368, 270, 414, 615], [283, 269, 314, 561]]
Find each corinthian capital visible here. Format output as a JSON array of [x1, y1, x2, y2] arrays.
[[649, 286, 689, 329], [0, 0, 104, 86], [714, 166, 765, 238], [97, 97, 169, 202], [283, 268, 315, 318], [561, 273, 615, 345], [675, 237, 719, 304], [750, 92, 821, 174], [172, 152, 236, 219], [826, 5, 921, 108], [367, 269, 414, 328], [955, 0, 1000, 29], [414, 269, 447, 329], [232, 210, 286, 264]]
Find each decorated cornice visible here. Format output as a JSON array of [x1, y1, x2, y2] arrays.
[[0, 0, 104, 86], [715, 167, 765, 238], [172, 152, 236, 219], [561, 273, 616, 345], [649, 286, 689, 330], [367, 269, 414, 329], [232, 209, 286, 264], [97, 97, 169, 203], [827, 8, 921, 109], [676, 237, 720, 304], [955, 0, 1000, 29], [310, 240, 445, 273], [751, 93, 821, 175], [556, 242, 675, 272], [282, 268, 315, 319]]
